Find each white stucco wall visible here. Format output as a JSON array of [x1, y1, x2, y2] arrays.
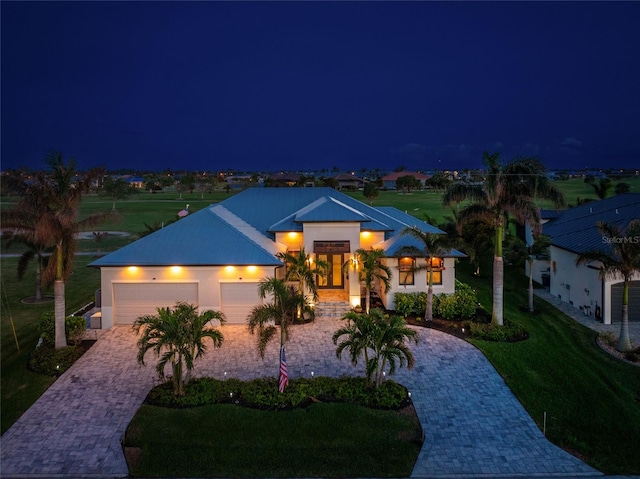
[[382, 257, 457, 311], [549, 246, 604, 322], [98, 264, 274, 328]]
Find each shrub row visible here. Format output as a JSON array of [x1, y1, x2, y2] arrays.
[[145, 376, 410, 410], [28, 345, 84, 376], [38, 312, 86, 347], [468, 318, 528, 342], [394, 280, 478, 320]]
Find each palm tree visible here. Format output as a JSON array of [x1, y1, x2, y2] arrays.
[[577, 221, 640, 352], [347, 248, 392, 314], [399, 227, 451, 321], [247, 277, 313, 366], [1, 152, 114, 348], [443, 152, 565, 326], [133, 302, 226, 396], [590, 177, 612, 199], [333, 308, 418, 388], [276, 248, 328, 302], [2, 230, 52, 301]]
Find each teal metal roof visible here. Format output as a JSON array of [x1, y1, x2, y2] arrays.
[[294, 196, 371, 223], [90, 187, 454, 268], [89, 205, 283, 267], [380, 234, 466, 258]]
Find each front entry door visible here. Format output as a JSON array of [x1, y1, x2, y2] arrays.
[[317, 253, 344, 289]]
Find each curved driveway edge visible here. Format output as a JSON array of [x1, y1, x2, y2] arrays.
[[0, 319, 601, 478]]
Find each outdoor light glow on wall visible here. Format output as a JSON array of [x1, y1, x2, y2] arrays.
[[361, 231, 371, 238], [170, 266, 182, 274], [225, 266, 236, 273], [127, 266, 138, 274], [246, 265, 257, 273], [287, 232, 298, 239]]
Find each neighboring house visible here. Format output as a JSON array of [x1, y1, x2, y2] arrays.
[[334, 173, 368, 191], [382, 171, 430, 190], [89, 187, 464, 329], [124, 176, 146, 189], [529, 194, 640, 324]]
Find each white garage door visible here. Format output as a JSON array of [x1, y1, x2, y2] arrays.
[[113, 282, 198, 324], [220, 282, 262, 324]]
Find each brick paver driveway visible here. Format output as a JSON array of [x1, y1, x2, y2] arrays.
[[0, 318, 600, 478]]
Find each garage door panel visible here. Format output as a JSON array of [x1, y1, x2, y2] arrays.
[[221, 282, 261, 324], [113, 283, 198, 324], [611, 280, 640, 322]]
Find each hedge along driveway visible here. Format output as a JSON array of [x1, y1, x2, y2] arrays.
[[0, 319, 599, 478]]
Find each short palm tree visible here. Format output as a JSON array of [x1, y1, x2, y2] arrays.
[[333, 308, 418, 388], [577, 220, 640, 352], [276, 248, 328, 302], [399, 227, 451, 321], [133, 302, 226, 396], [2, 229, 53, 301], [247, 277, 313, 369], [348, 248, 392, 313], [443, 152, 565, 326], [1, 153, 114, 348]]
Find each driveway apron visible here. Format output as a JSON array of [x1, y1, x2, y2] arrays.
[[0, 319, 600, 478]]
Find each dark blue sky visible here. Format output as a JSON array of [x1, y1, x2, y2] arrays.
[[2, 1, 639, 173]]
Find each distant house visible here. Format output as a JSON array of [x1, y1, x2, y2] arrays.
[[382, 171, 430, 190], [334, 173, 368, 191], [265, 172, 301, 187], [528, 194, 640, 324], [89, 187, 464, 329], [124, 176, 145, 189]]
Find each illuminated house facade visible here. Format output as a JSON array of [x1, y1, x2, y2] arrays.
[[89, 188, 464, 328]]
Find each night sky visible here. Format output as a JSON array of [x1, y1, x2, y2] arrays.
[[2, 1, 639, 173]]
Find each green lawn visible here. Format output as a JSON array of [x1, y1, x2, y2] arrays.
[[458, 261, 640, 474], [0, 256, 101, 432], [124, 402, 422, 477]]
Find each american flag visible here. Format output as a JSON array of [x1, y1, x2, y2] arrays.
[[279, 345, 288, 393]]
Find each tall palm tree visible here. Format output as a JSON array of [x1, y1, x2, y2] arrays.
[[1, 152, 114, 348], [577, 221, 640, 352], [276, 248, 328, 302], [443, 152, 565, 326], [348, 248, 392, 314], [247, 277, 314, 379], [399, 227, 451, 321], [333, 308, 418, 388], [133, 302, 226, 396]]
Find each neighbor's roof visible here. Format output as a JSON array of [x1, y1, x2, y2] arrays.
[[90, 187, 451, 267], [543, 193, 640, 255]]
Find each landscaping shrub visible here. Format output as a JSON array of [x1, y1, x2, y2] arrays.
[[28, 345, 84, 376], [435, 281, 477, 320], [468, 318, 528, 342], [394, 292, 416, 317], [38, 312, 87, 346], [144, 376, 410, 410]]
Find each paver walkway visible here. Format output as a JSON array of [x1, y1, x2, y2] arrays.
[[0, 318, 601, 478]]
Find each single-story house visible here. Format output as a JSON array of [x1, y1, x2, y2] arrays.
[[89, 187, 464, 328], [527, 193, 640, 324], [381, 171, 431, 190], [334, 173, 368, 191]]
